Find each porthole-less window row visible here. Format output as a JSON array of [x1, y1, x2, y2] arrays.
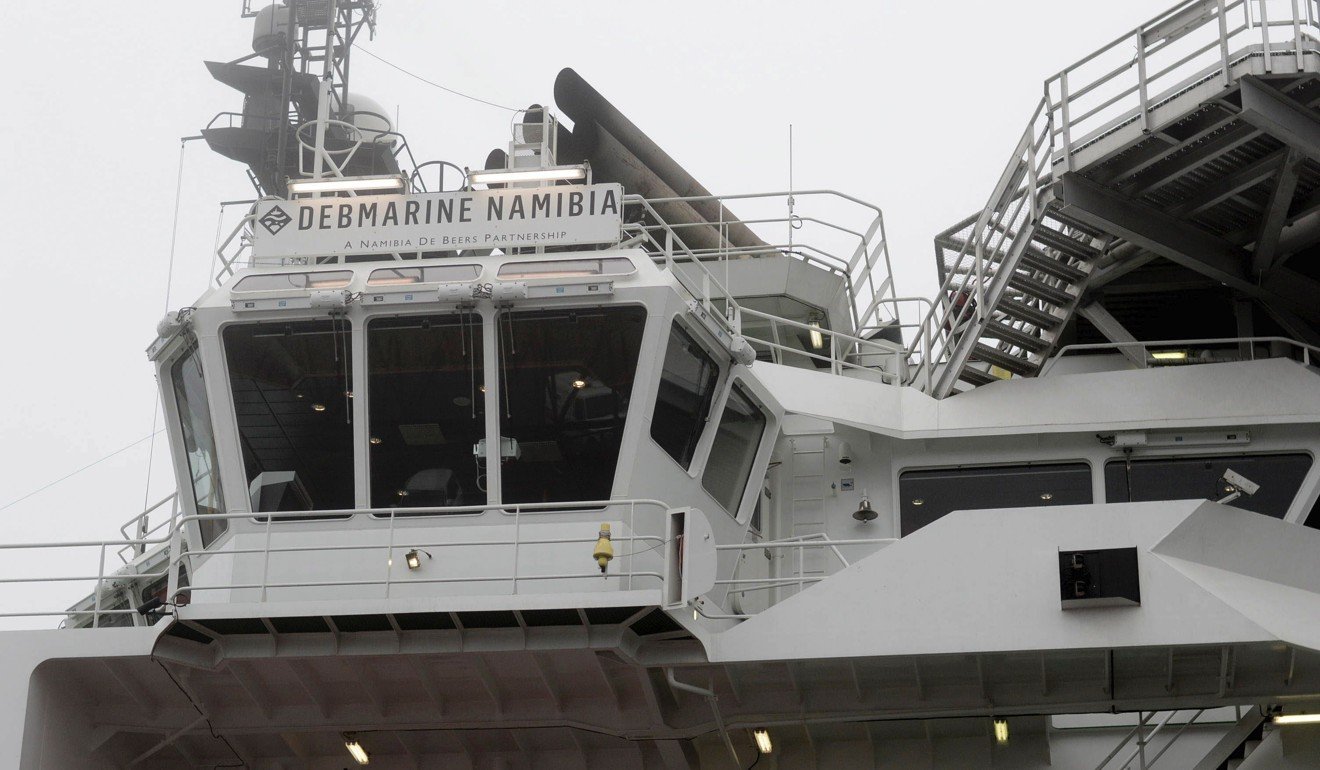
[[899, 453, 1320, 536], [173, 310, 770, 527]]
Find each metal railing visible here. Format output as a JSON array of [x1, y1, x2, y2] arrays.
[[1048, 0, 1320, 170], [908, 0, 1320, 395], [1093, 709, 1208, 770], [167, 499, 673, 606], [1038, 335, 1318, 375], [708, 533, 896, 618]]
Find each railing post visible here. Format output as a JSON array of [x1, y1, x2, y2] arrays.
[[1219, 0, 1233, 87], [1295, 0, 1305, 70], [1137, 30, 1152, 132], [166, 503, 183, 608], [1060, 70, 1074, 171], [512, 504, 521, 594], [93, 544, 106, 629], [260, 511, 274, 602], [627, 501, 636, 591], [384, 509, 397, 599], [1263, 0, 1274, 73]]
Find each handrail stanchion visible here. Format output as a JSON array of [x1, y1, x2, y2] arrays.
[[93, 544, 106, 629], [260, 509, 274, 602], [1137, 31, 1152, 132], [385, 508, 397, 599], [512, 504, 521, 594], [1219, 0, 1234, 87], [628, 500, 636, 591]]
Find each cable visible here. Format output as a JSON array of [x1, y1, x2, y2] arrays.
[[0, 430, 164, 513], [353, 45, 521, 112], [153, 659, 246, 768]]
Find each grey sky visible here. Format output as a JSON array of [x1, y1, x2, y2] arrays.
[[0, 0, 1158, 622]]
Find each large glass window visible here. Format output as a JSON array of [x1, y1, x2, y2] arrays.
[[702, 384, 768, 515], [1104, 453, 1312, 518], [368, 314, 485, 510], [651, 322, 721, 470], [899, 463, 1093, 536], [223, 320, 355, 515], [171, 341, 227, 546], [497, 306, 647, 503]]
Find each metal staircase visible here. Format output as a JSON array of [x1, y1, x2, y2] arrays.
[[911, 0, 1320, 398]]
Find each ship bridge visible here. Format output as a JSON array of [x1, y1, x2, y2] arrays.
[[7, 2, 1320, 769]]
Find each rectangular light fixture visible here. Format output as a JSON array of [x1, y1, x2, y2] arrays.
[[1150, 350, 1188, 361], [468, 165, 587, 186], [1274, 713, 1320, 725], [808, 320, 825, 351], [287, 174, 406, 195], [343, 734, 370, 764], [993, 718, 1009, 744], [753, 728, 773, 754]]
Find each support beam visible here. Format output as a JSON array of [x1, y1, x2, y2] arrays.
[[1088, 251, 1158, 289], [1260, 302, 1320, 347], [1239, 75, 1320, 162], [1078, 303, 1147, 369], [225, 661, 273, 721], [1058, 173, 1317, 319], [286, 660, 333, 719], [102, 660, 162, 720], [1124, 123, 1259, 197], [1253, 149, 1304, 274]]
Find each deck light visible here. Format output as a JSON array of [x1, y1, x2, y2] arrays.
[[753, 729, 773, 754], [468, 165, 587, 186], [405, 549, 432, 570], [287, 174, 405, 195], [370, 436, 382, 445], [808, 320, 825, 350], [572, 378, 588, 389], [343, 733, 370, 764], [993, 718, 1009, 744], [1150, 350, 1188, 361], [1274, 713, 1320, 725], [311, 403, 326, 412]]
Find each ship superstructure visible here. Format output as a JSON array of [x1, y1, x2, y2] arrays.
[[5, 1, 1320, 768]]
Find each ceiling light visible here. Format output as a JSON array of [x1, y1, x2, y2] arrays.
[[1274, 713, 1320, 725], [288, 174, 405, 195], [312, 403, 326, 412], [572, 378, 588, 389], [469, 165, 587, 186], [1040, 492, 1054, 501], [343, 733, 370, 764], [993, 718, 1009, 744], [808, 320, 825, 350], [396, 489, 408, 497], [911, 498, 924, 506], [1150, 350, 1188, 361], [753, 729, 773, 755], [369, 436, 382, 445]]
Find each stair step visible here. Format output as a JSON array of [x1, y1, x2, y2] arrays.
[[1021, 247, 1088, 283], [971, 343, 1037, 376], [1226, 759, 1244, 770], [1033, 226, 1103, 262], [1008, 273, 1076, 307], [958, 366, 999, 386], [1243, 739, 1261, 757], [983, 321, 1051, 354], [998, 298, 1062, 329]]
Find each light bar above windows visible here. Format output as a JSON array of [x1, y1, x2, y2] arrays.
[[366, 264, 482, 286], [232, 271, 354, 293], [497, 257, 635, 280]]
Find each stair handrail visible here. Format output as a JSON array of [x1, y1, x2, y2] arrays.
[[1040, 335, 1318, 375]]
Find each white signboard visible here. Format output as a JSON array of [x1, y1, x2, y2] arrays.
[[251, 183, 623, 259]]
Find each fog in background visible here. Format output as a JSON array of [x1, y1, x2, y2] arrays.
[[0, 0, 1156, 623]]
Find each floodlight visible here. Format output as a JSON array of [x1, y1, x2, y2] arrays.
[[287, 174, 405, 195], [468, 165, 587, 186]]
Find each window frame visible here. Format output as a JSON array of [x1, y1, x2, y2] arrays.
[[647, 318, 727, 474], [160, 336, 231, 548], [217, 316, 360, 521], [1102, 450, 1316, 519], [894, 459, 1097, 537], [699, 377, 776, 523]]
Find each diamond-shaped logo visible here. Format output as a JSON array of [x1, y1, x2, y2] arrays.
[[259, 205, 292, 236]]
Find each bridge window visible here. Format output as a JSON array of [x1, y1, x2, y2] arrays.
[[899, 463, 1093, 536], [497, 257, 635, 280], [651, 322, 721, 470], [1104, 453, 1312, 518], [171, 341, 227, 546], [232, 271, 353, 292], [497, 306, 647, 504], [223, 320, 355, 515], [367, 314, 485, 510], [702, 384, 768, 516], [366, 264, 481, 286]]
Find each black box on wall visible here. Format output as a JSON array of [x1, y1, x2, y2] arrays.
[[1059, 548, 1140, 609]]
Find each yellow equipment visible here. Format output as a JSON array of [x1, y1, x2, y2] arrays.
[[593, 523, 614, 573]]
